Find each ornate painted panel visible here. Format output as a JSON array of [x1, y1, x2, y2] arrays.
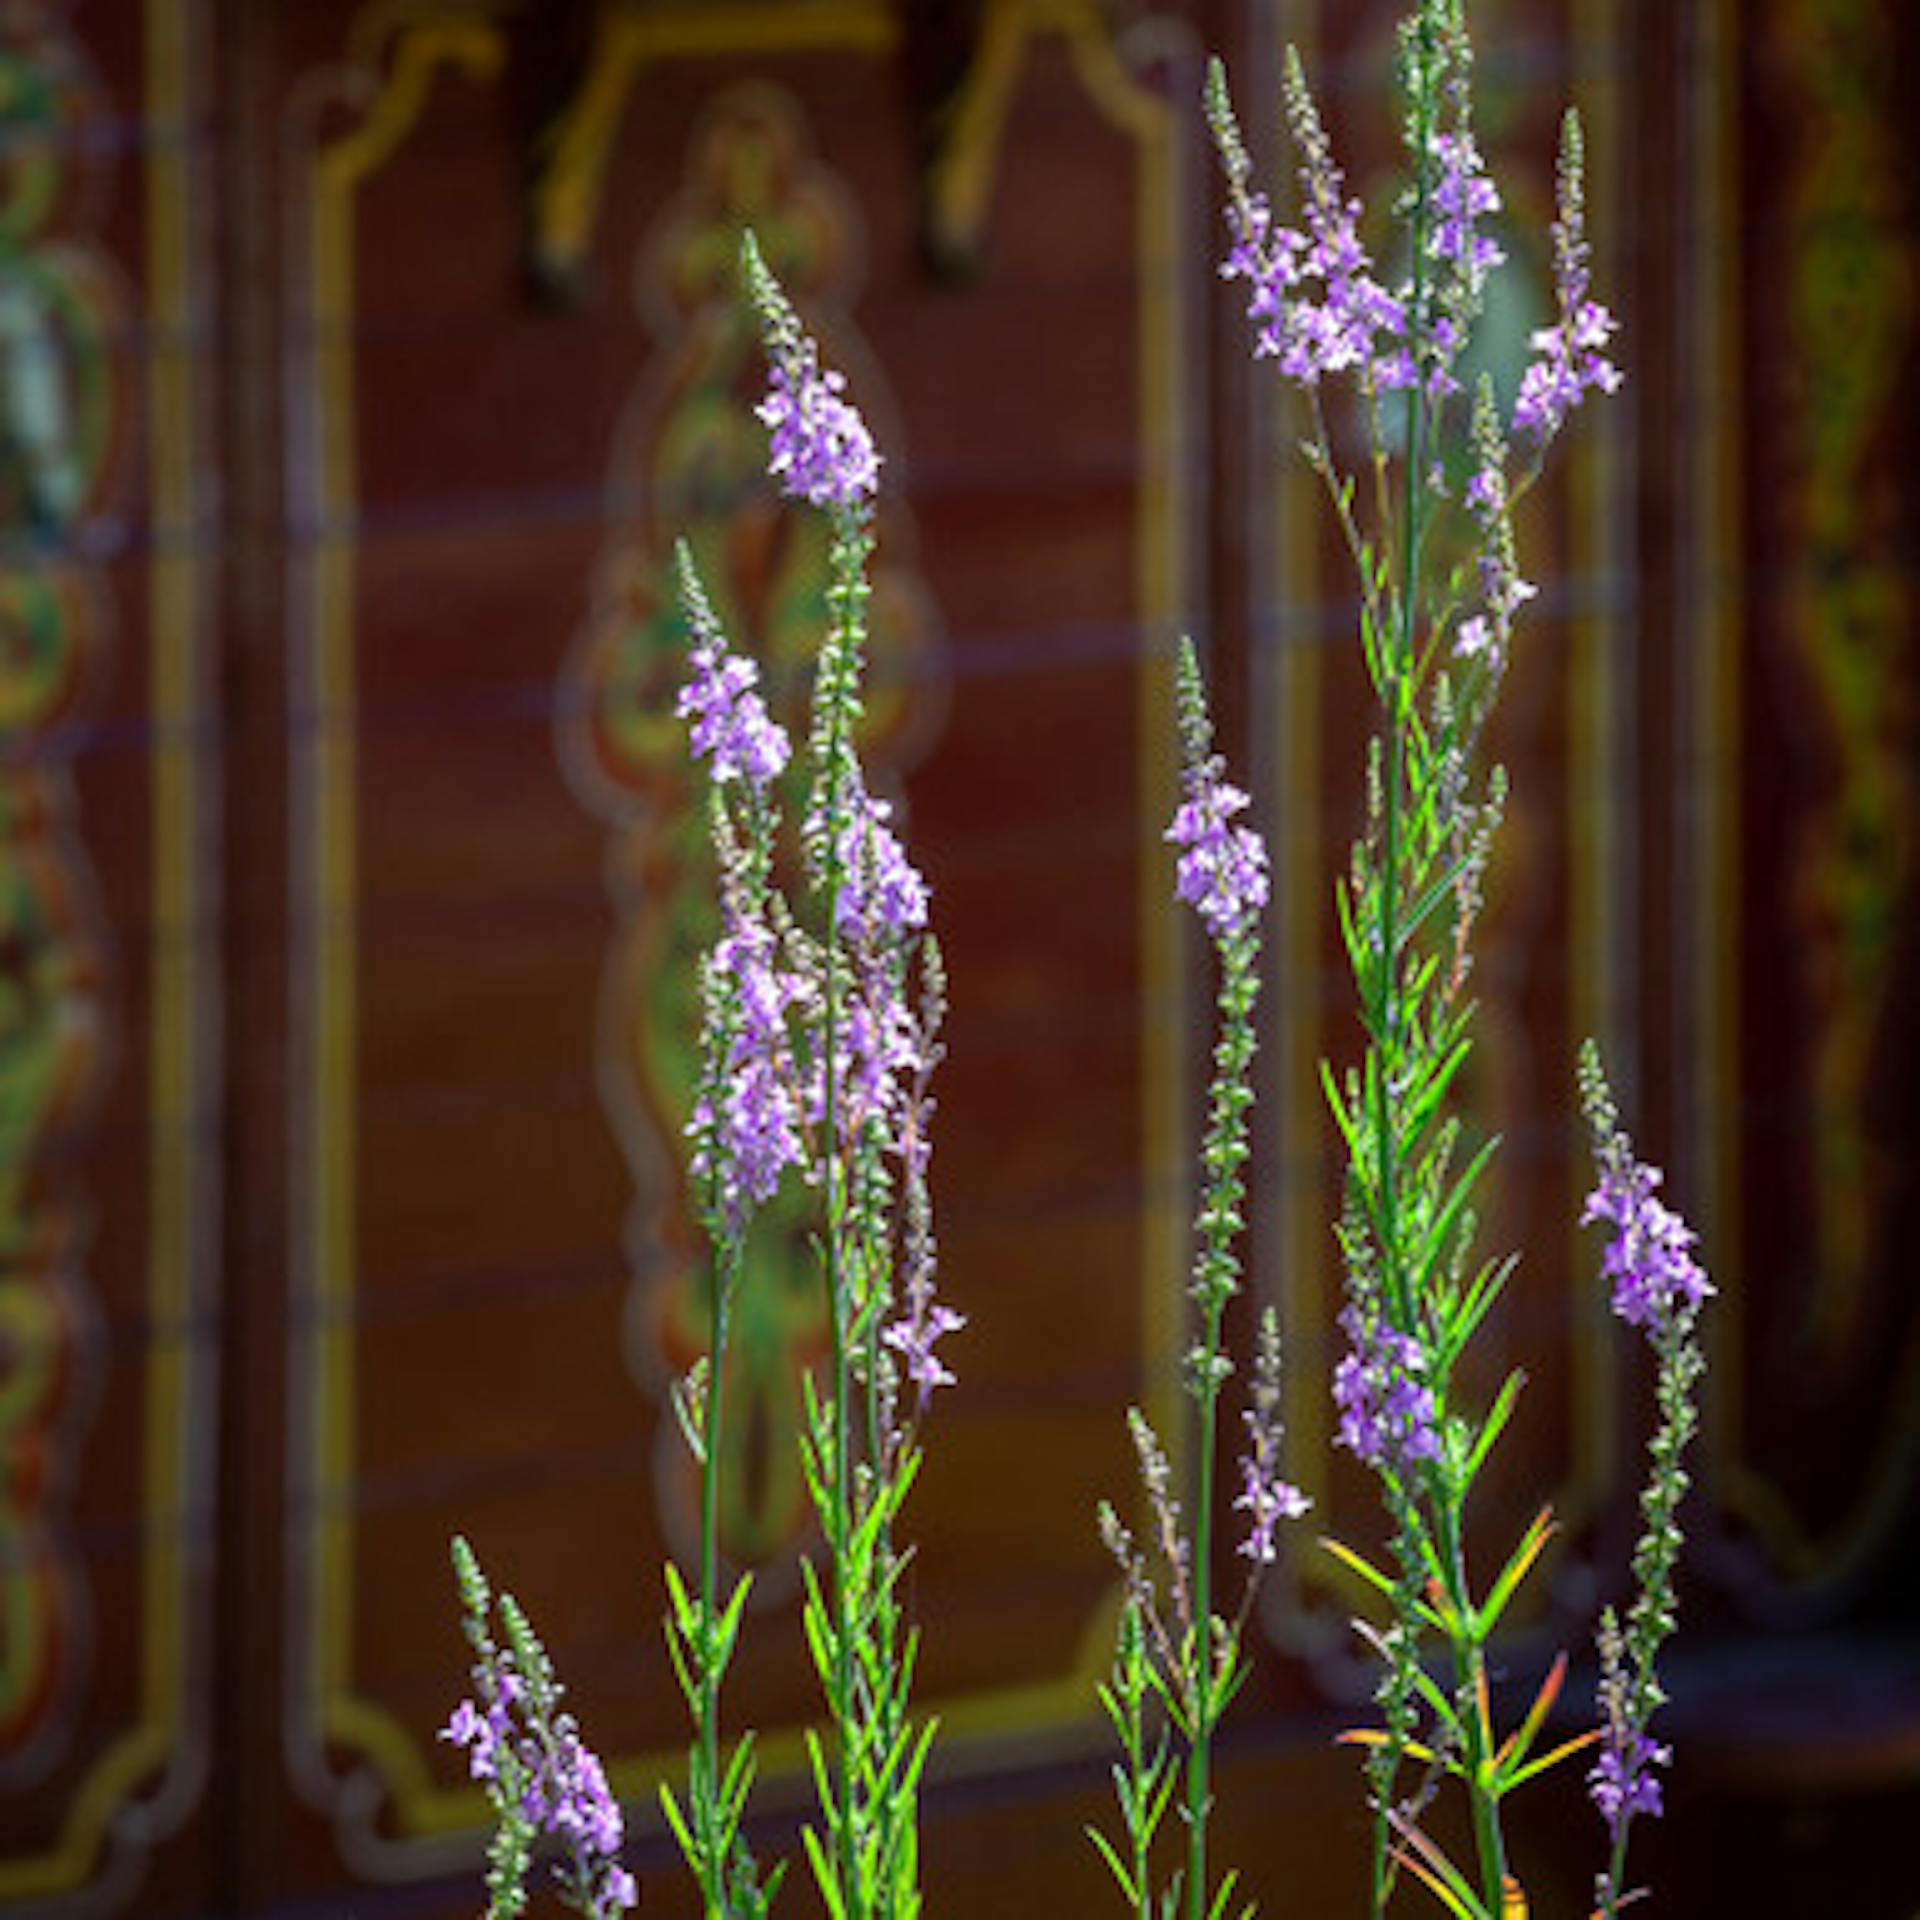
[[0, 0, 219, 1911]]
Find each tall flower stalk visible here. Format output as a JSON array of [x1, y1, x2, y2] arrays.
[[1095, 642, 1307, 1920], [661, 543, 792, 1920], [719, 229, 955, 1920], [1208, 2, 1631, 1911], [1578, 1044, 1710, 1918]]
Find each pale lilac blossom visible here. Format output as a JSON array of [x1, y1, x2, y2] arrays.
[[1589, 1725, 1669, 1839], [443, 1651, 636, 1915], [1429, 131, 1505, 292], [1582, 1153, 1713, 1333], [678, 637, 791, 786], [1235, 1442, 1310, 1565], [885, 1301, 964, 1404], [1167, 761, 1269, 944], [1333, 1306, 1441, 1471], [757, 344, 880, 511], [690, 911, 806, 1228], [837, 786, 930, 940], [1514, 113, 1621, 441], [1236, 1307, 1307, 1564], [1217, 58, 1410, 394], [743, 229, 882, 512], [828, 980, 921, 1152]]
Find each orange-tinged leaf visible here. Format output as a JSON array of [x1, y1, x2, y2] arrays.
[[1387, 1822, 1490, 1919], [1502, 1727, 1602, 1792], [1495, 1651, 1569, 1771], [1393, 1851, 1482, 1919], [1336, 1727, 1441, 1767]]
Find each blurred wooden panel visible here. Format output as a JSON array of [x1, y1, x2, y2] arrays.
[[0, 0, 221, 1911]]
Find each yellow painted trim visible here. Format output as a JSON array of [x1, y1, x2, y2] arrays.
[[0, 0, 210, 1898], [296, 0, 1195, 1849], [299, 12, 509, 1821]]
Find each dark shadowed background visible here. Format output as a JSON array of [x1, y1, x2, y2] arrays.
[[0, 0, 1916, 1914]]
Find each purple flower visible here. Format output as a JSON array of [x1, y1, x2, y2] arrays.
[[1219, 58, 1409, 394], [1582, 1154, 1712, 1333], [1464, 462, 1503, 523], [550, 1732, 625, 1859], [1477, 550, 1536, 624], [678, 637, 791, 786], [441, 1696, 498, 1780], [1332, 1306, 1441, 1472], [830, 978, 922, 1150], [1589, 1725, 1669, 1839], [836, 786, 930, 940], [885, 1300, 964, 1403], [1514, 112, 1621, 441], [1235, 1444, 1310, 1565], [1429, 130, 1505, 293], [1513, 300, 1621, 441], [1167, 762, 1269, 943], [691, 911, 806, 1227], [742, 229, 881, 513], [443, 1691, 636, 1915], [757, 345, 881, 511], [1234, 1307, 1306, 1564]]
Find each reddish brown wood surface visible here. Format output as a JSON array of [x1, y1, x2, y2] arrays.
[[0, 1, 1915, 1915]]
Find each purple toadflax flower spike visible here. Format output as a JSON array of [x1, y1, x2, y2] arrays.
[[673, 538, 792, 788], [742, 231, 879, 513], [1209, 52, 1409, 395], [446, 1540, 638, 1917], [1237, 1308, 1310, 1564], [1429, 130, 1504, 296], [678, 640, 790, 787], [688, 910, 807, 1231], [1514, 110, 1621, 443], [1577, 1043, 1709, 1894]]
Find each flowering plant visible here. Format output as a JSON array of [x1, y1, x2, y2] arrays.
[[444, 2, 1710, 1914], [1189, 4, 1705, 1913]]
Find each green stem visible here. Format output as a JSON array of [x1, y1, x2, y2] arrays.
[[1133, 1719, 1156, 1920], [1437, 1493, 1508, 1915], [699, 1242, 735, 1916], [1186, 1372, 1217, 1920], [1371, 17, 1511, 1912], [813, 548, 857, 1919], [826, 905, 859, 1920], [1602, 1826, 1629, 1917], [1183, 930, 1257, 1920]]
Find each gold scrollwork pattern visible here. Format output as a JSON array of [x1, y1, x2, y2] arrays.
[[0, 0, 120, 1773]]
